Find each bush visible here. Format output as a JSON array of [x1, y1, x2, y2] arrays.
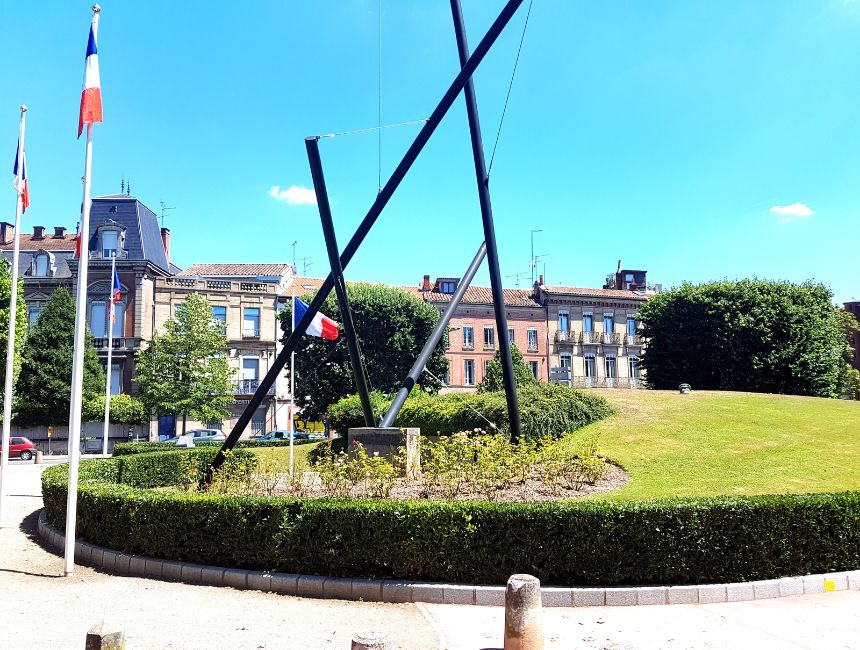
[[41, 452, 860, 586], [112, 438, 319, 456], [327, 383, 615, 441]]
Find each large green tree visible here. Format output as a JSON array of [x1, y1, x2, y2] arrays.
[[638, 279, 848, 397], [14, 287, 105, 426], [281, 283, 448, 419], [0, 263, 28, 397], [134, 293, 233, 432], [478, 342, 537, 393]]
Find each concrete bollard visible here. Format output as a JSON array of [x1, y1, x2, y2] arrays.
[[85, 622, 125, 650], [679, 383, 691, 394], [351, 632, 392, 650], [34, 450, 43, 464], [504, 574, 544, 650]]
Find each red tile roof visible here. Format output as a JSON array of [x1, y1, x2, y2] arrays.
[[0, 234, 76, 251], [541, 285, 651, 300], [179, 263, 292, 277], [422, 286, 541, 307]]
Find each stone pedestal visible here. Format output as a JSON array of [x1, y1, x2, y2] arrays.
[[347, 427, 420, 477]]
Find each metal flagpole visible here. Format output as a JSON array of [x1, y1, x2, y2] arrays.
[[289, 286, 295, 477], [101, 251, 116, 455], [0, 105, 27, 528]]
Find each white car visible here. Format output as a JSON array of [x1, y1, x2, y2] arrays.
[[163, 429, 226, 444]]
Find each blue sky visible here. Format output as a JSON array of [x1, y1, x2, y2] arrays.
[[3, 1, 859, 304]]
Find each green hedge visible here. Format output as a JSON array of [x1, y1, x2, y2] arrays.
[[328, 383, 615, 440], [112, 439, 319, 457], [41, 455, 860, 585]]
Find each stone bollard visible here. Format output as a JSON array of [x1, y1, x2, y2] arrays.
[[85, 622, 125, 650], [679, 383, 691, 394], [504, 574, 544, 650], [34, 450, 43, 464], [351, 632, 392, 650]]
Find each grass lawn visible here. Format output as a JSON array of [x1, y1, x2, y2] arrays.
[[250, 442, 322, 472], [573, 389, 860, 501]]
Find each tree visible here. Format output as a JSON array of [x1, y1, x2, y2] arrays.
[[134, 293, 233, 432], [835, 309, 860, 399], [14, 287, 105, 426], [282, 283, 448, 419], [478, 342, 537, 393], [638, 279, 848, 397], [0, 263, 28, 397]]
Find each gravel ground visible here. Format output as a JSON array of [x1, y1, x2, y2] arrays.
[[0, 459, 439, 650]]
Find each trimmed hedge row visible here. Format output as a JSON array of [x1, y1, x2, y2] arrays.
[[328, 383, 616, 440], [112, 439, 319, 457], [42, 455, 860, 586]]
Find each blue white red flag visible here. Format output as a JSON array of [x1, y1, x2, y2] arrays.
[[110, 266, 121, 324], [12, 144, 29, 213], [74, 222, 82, 259], [295, 298, 339, 340], [78, 13, 103, 138]]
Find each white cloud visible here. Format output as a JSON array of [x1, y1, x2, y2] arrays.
[[268, 185, 317, 206], [770, 202, 814, 223]]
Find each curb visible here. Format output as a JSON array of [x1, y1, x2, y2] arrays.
[[38, 512, 860, 607]]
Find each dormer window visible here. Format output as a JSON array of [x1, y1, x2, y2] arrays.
[[31, 251, 55, 277], [35, 255, 48, 276], [93, 220, 126, 260], [440, 281, 457, 294], [102, 230, 118, 258]]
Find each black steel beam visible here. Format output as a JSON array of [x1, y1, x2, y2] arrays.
[[380, 242, 487, 427], [306, 136, 375, 427], [450, 0, 523, 441], [202, 0, 525, 485]]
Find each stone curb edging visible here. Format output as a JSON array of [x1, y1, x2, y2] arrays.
[[38, 512, 860, 607]]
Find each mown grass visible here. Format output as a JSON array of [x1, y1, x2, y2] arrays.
[[250, 442, 321, 472], [571, 390, 860, 501]]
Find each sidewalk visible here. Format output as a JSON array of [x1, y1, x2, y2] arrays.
[[1, 459, 858, 649]]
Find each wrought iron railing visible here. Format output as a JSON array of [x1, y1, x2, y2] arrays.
[[581, 331, 602, 344], [233, 379, 276, 395], [555, 330, 579, 344], [93, 337, 139, 350]]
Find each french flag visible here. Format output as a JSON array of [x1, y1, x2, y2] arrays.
[[74, 222, 82, 259], [295, 297, 339, 340], [12, 144, 29, 213], [110, 266, 121, 323], [78, 12, 103, 138]]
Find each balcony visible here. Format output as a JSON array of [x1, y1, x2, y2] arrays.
[[233, 379, 276, 396], [242, 328, 260, 339], [626, 333, 644, 346], [603, 333, 622, 345], [581, 331, 602, 344], [93, 337, 139, 351], [462, 343, 474, 351], [555, 330, 579, 344], [527, 343, 539, 353]]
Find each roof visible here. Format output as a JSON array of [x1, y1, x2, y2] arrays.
[[541, 285, 651, 300], [422, 286, 541, 307], [288, 276, 326, 293], [0, 234, 76, 251], [179, 263, 294, 278], [0, 249, 75, 279], [89, 196, 170, 272]]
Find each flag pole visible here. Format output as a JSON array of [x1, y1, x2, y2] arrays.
[[289, 286, 296, 478], [101, 251, 116, 455], [0, 105, 27, 529]]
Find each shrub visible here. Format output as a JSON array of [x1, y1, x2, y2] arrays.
[[327, 383, 615, 441], [112, 439, 318, 457], [41, 456, 860, 585]]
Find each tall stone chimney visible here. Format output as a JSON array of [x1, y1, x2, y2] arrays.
[[161, 227, 170, 265], [33, 225, 46, 240], [421, 274, 432, 291], [0, 222, 14, 245], [53, 226, 67, 239]]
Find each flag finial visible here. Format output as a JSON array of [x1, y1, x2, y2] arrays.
[[20, 105, 27, 114], [92, 4, 101, 13]]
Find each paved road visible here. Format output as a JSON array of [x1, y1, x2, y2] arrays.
[[1, 459, 858, 649]]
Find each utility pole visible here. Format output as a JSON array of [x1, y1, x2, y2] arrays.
[[530, 229, 542, 284]]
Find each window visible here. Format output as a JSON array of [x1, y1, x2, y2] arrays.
[[508, 327, 515, 343], [34, 254, 49, 277], [211, 306, 227, 327], [10, 437, 24, 445], [582, 312, 593, 333], [90, 301, 107, 337], [463, 359, 475, 386], [484, 326, 495, 349], [627, 315, 637, 336], [605, 355, 617, 378], [111, 301, 124, 338], [251, 413, 266, 437], [28, 306, 43, 326], [584, 354, 596, 378], [242, 357, 260, 381], [243, 307, 260, 337], [604, 312, 615, 334], [527, 328, 538, 351], [628, 356, 640, 378], [529, 361, 539, 379], [444, 366, 450, 386], [462, 325, 474, 349], [106, 362, 121, 395], [102, 230, 118, 258], [440, 281, 457, 294], [558, 311, 569, 332], [560, 352, 571, 368], [483, 359, 490, 376]]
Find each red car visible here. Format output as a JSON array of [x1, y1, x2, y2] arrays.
[[0, 436, 37, 461]]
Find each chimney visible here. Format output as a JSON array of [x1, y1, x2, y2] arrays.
[[0, 222, 14, 245], [33, 225, 46, 240], [161, 227, 170, 265], [538, 274, 544, 285], [53, 226, 67, 239], [421, 274, 431, 291]]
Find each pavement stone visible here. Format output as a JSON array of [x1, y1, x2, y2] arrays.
[[144, 558, 164, 579], [636, 587, 667, 605], [667, 586, 698, 605], [128, 555, 147, 577], [161, 560, 183, 582], [180, 563, 203, 585], [352, 579, 382, 602], [802, 574, 825, 594], [826, 574, 848, 591], [114, 553, 131, 575], [697, 584, 727, 604], [247, 571, 272, 592], [200, 565, 225, 586], [101, 549, 117, 573], [475, 586, 506, 606], [573, 588, 606, 607], [296, 574, 325, 598], [413, 583, 446, 604], [323, 577, 353, 600], [753, 579, 781, 600], [541, 588, 572, 607], [223, 568, 248, 590], [605, 588, 637, 606], [443, 584, 475, 605], [271, 573, 299, 596], [847, 570, 860, 590], [778, 577, 804, 597], [726, 582, 754, 602], [381, 581, 413, 604]]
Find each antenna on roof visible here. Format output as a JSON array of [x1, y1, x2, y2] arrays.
[[298, 256, 313, 275], [505, 270, 530, 287], [121, 177, 125, 194], [127, 181, 132, 196], [159, 201, 176, 228]]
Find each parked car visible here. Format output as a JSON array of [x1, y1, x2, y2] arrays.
[[252, 430, 323, 442], [0, 436, 37, 461], [162, 429, 226, 444]]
